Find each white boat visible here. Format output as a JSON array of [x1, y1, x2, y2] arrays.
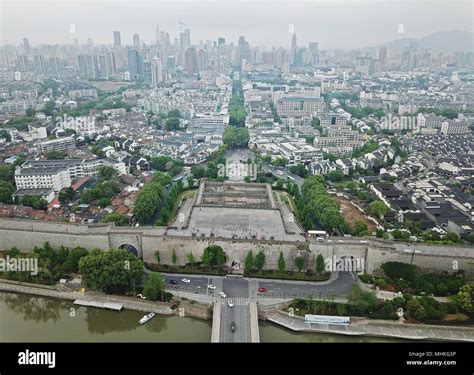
[[138, 312, 156, 325]]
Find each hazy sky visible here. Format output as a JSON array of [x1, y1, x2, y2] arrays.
[[0, 0, 472, 49]]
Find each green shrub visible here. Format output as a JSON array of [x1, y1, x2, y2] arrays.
[[382, 262, 417, 281], [403, 293, 413, 303], [435, 282, 448, 296], [392, 296, 406, 308], [359, 274, 374, 283]]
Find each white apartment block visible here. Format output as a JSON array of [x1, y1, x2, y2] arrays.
[[276, 97, 325, 118], [398, 104, 418, 115], [417, 113, 445, 129], [15, 166, 72, 192], [321, 146, 355, 158], [255, 140, 321, 166], [440, 120, 469, 135], [321, 80, 346, 93], [279, 142, 321, 166], [314, 124, 363, 156], [15, 158, 126, 192], [39, 136, 76, 153], [318, 113, 348, 128], [56, 115, 97, 135], [68, 89, 98, 98]]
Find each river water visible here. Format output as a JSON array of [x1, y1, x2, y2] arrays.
[[0, 293, 400, 342]]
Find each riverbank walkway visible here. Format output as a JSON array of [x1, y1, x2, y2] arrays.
[[73, 299, 123, 311], [267, 310, 474, 342], [0, 280, 173, 315]]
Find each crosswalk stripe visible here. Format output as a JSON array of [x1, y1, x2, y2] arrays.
[[226, 297, 249, 305]]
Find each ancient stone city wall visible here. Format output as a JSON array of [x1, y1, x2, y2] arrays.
[[0, 219, 472, 276]]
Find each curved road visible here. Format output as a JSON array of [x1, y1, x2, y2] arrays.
[[150, 271, 356, 301]]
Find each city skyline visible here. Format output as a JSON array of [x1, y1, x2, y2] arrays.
[[1, 0, 473, 49]]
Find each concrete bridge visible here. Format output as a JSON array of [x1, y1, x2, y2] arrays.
[[210, 276, 260, 343], [211, 300, 260, 343]]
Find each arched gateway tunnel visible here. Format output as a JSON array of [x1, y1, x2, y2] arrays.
[[119, 243, 141, 258]]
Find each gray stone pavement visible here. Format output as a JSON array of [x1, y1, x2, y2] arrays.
[[0, 281, 173, 314], [267, 311, 474, 342]]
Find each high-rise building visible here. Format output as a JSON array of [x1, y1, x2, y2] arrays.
[[127, 49, 143, 81], [262, 52, 273, 65], [23, 38, 31, 55], [180, 28, 191, 52], [167, 55, 176, 71], [133, 34, 140, 49], [77, 55, 98, 79], [274, 49, 286, 69], [236, 36, 251, 67], [105, 51, 117, 77], [47, 57, 60, 77], [309, 42, 319, 54], [159, 31, 167, 46], [293, 48, 303, 67], [290, 33, 303, 66], [16, 55, 30, 72], [34, 55, 45, 75], [218, 37, 225, 45], [143, 60, 152, 84], [98, 54, 107, 78], [151, 57, 164, 86], [184, 47, 198, 74], [184, 29, 191, 49], [290, 33, 298, 63], [113, 31, 121, 48], [197, 49, 207, 71]]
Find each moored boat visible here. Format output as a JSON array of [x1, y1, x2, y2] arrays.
[[138, 312, 156, 325]]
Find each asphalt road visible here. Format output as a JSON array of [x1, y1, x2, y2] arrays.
[[219, 303, 251, 342], [164, 274, 220, 297], [222, 277, 249, 298], [162, 272, 355, 300], [220, 276, 251, 342], [255, 272, 355, 299]]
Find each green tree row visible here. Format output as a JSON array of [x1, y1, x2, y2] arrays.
[[2, 242, 88, 285], [300, 175, 348, 232], [133, 172, 171, 224]]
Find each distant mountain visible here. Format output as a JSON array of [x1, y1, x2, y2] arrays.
[[367, 30, 474, 54]]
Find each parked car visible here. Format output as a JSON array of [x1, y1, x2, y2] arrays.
[[169, 280, 178, 285], [257, 287, 268, 293]]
